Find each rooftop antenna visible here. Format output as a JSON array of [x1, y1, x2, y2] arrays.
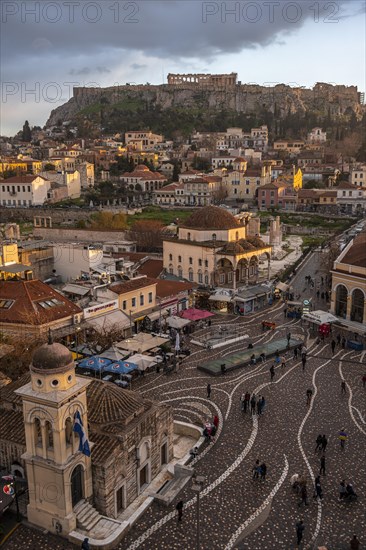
[[48, 328, 53, 345]]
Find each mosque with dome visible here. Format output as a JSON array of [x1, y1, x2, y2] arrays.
[[0, 338, 174, 545], [163, 205, 272, 288]]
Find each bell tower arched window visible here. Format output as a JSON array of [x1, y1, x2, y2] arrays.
[[45, 421, 53, 449], [65, 417, 73, 446], [34, 418, 42, 447]]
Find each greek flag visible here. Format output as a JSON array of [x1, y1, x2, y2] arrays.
[[73, 411, 91, 457]]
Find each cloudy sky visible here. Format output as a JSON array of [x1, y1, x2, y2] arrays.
[[1, 0, 365, 136]]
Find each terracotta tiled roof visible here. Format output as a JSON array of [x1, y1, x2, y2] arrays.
[[0, 372, 30, 408], [89, 432, 121, 465], [155, 279, 196, 299], [2, 175, 47, 183], [0, 280, 81, 325], [182, 206, 240, 230], [341, 232, 366, 268], [0, 409, 26, 445], [138, 259, 163, 279], [109, 277, 157, 295], [87, 380, 146, 427], [245, 169, 261, 177], [336, 181, 358, 190]]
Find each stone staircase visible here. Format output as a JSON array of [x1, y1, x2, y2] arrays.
[[74, 500, 102, 531]]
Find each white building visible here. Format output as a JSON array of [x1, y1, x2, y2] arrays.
[[40, 170, 81, 199], [307, 127, 327, 143], [0, 175, 50, 206], [53, 244, 104, 282]]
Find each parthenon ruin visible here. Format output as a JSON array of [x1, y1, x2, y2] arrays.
[[167, 73, 238, 88]]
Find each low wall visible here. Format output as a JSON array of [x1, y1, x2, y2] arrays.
[[33, 227, 128, 242]]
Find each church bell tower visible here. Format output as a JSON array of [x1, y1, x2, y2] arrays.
[[15, 337, 92, 535]]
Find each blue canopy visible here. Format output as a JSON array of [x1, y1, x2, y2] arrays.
[[78, 356, 112, 372], [103, 361, 138, 374]]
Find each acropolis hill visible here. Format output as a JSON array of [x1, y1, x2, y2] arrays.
[[45, 73, 364, 133]]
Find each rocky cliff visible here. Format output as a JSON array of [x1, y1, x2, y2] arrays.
[[45, 81, 363, 135]]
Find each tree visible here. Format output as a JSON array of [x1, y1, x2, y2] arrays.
[[44, 163, 56, 171], [212, 183, 228, 204], [129, 220, 164, 251], [303, 180, 325, 189], [22, 120, 32, 142], [86, 324, 127, 355], [91, 211, 128, 230], [172, 162, 180, 182]]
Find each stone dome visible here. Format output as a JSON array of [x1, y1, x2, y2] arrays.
[[220, 242, 245, 255], [87, 380, 146, 427], [182, 206, 240, 230], [31, 342, 74, 374]]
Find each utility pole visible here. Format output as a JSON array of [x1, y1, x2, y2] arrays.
[[191, 475, 205, 550]]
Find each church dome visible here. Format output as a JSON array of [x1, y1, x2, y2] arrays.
[[182, 206, 240, 230], [87, 380, 146, 427], [31, 342, 74, 374], [220, 242, 245, 255], [135, 164, 150, 171]]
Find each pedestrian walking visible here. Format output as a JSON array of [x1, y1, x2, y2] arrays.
[[245, 391, 250, 412], [299, 485, 308, 507], [316, 290, 320, 299], [306, 388, 313, 406], [341, 336, 346, 349], [302, 355, 307, 371], [319, 454, 326, 476], [260, 396, 266, 414], [339, 480, 347, 500], [176, 500, 184, 522], [287, 332, 291, 344], [260, 462, 267, 481], [207, 383, 211, 399], [315, 434, 323, 453], [363, 374, 366, 388], [252, 459, 261, 480], [257, 396, 261, 416], [321, 435, 328, 452], [293, 346, 298, 360], [350, 535, 360, 550], [314, 476, 323, 500], [339, 428, 348, 449], [81, 538, 90, 550], [296, 520, 305, 546], [213, 415, 219, 428], [336, 333, 341, 345], [270, 365, 275, 381], [331, 339, 336, 355], [284, 307, 287, 317], [240, 393, 245, 412], [341, 379, 347, 394], [250, 394, 256, 415], [281, 356, 286, 369]]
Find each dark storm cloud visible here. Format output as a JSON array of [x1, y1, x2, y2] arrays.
[[2, 0, 361, 64], [69, 67, 111, 75], [130, 63, 147, 70]]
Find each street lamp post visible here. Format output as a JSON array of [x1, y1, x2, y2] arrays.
[[191, 474, 205, 550]]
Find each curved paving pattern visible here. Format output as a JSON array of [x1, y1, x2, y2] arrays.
[[3, 251, 365, 550]]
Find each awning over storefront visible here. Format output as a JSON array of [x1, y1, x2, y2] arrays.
[[62, 284, 90, 296], [235, 285, 270, 303], [302, 310, 338, 325], [146, 309, 168, 322], [179, 308, 214, 321], [166, 316, 191, 329], [275, 282, 289, 292], [209, 293, 232, 303], [85, 309, 130, 333]]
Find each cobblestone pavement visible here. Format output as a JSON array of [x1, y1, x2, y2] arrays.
[[3, 251, 366, 550]]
